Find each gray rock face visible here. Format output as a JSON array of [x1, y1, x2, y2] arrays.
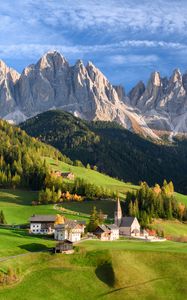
[[0, 60, 20, 116], [127, 68, 187, 137], [1, 50, 187, 140]]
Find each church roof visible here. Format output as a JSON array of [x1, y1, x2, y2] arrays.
[[120, 217, 136, 227]]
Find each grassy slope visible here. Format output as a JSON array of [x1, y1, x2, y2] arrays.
[[46, 157, 138, 197], [0, 189, 87, 225], [152, 219, 187, 237], [175, 192, 187, 205], [0, 241, 187, 300]]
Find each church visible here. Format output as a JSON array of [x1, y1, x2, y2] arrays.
[[114, 198, 141, 236]]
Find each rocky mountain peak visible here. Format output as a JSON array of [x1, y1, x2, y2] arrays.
[[170, 68, 182, 83], [128, 81, 145, 106], [150, 71, 161, 87], [0, 59, 20, 82], [37, 51, 69, 70]]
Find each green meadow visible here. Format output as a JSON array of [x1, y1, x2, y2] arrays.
[[0, 240, 187, 300]]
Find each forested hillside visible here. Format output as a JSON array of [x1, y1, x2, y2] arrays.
[[0, 119, 68, 190], [21, 110, 187, 193]]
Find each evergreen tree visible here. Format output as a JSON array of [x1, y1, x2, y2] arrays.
[[87, 206, 99, 232], [0, 210, 7, 224]]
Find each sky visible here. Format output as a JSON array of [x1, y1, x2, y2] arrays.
[[1, 0, 187, 91]]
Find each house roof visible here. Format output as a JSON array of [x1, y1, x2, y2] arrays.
[[106, 224, 119, 230], [54, 224, 65, 229], [120, 217, 136, 227], [61, 172, 74, 176], [29, 215, 56, 222], [95, 224, 110, 233], [57, 239, 73, 245]]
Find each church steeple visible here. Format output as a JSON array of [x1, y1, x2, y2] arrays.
[[114, 198, 122, 226]]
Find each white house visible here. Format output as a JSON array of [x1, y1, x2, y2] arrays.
[[54, 220, 85, 242], [114, 198, 141, 236], [29, 215, 56, 234]]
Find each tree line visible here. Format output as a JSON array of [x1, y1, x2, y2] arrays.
[[124, 181, 187, 227], [0, 120, 69, 190], [38, 175, 116, 204]]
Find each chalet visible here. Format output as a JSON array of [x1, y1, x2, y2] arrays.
[[114, 199, 141, 236], [29, 215, 56, 234], [53, 170, 75, 180], [54, 220, 86, 242], [54, 240, 73, 254], [94, 224, 119, 241]]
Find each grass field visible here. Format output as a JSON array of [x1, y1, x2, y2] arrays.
[[175, 192, 187, 205], [0, 189, 88, 225], [152, 219, 187, 238], [0, 240, 187, 300], [62, 199, 116, 218]]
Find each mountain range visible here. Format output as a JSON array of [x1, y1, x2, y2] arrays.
[[0, 50, 187, 140]]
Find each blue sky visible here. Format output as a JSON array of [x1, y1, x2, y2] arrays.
[[1, 0, 187, 91]]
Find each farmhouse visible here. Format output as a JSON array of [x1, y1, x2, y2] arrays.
[[29, 215, 56, 234], [29, 214, 85, 240], [53, 170, 75, 180], [94, 224, 119, 241], [114, 198, 141, 236], [54, 220, 85, 242]]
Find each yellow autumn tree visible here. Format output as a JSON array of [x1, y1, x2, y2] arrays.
[[55, 214, 65, 225]]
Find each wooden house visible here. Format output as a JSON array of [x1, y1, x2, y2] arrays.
[[94, 224, 119, 241], [54, 240, 73, 253]]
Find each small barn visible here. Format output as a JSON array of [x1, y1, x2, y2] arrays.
[[54, 240, 73, 254]]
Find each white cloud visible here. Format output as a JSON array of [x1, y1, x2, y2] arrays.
[[110, 54, 159, 66], [0, 40, 186, 61]]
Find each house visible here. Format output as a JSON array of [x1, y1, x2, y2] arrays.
[[62, 172, 75, 180], [114, 198, 141, 236], [29, 215, 56, 234], [54, 240, 73, 253], [54, 219, 86, 242], [94, 224, 119, 241], [53, 170, 75, 180]]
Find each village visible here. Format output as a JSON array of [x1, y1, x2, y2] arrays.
[[29, 198, 165, 253]]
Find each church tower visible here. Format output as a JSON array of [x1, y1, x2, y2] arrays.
[[114, 198, 122, 226]]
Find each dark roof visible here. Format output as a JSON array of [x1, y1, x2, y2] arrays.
[[95, 225, 110, 233], [106, 224, 119, 230], [77, 220, 86, 225], [29, 215, 56, 222], [54, 224, 65, 229], [57, 239, 73, 245], [120, 217, 136, 227], [61, 172, 74, 176]]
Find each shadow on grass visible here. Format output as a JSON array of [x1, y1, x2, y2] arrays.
[[0, 189, 38, 206], [19, 243, 51, 252], [95, 261, 115, 288]]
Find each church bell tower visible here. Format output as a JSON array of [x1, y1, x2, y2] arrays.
[[114, 198, 122, 226]]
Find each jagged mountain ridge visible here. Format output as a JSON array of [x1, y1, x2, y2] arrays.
[[0, 50, 187, 139]]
